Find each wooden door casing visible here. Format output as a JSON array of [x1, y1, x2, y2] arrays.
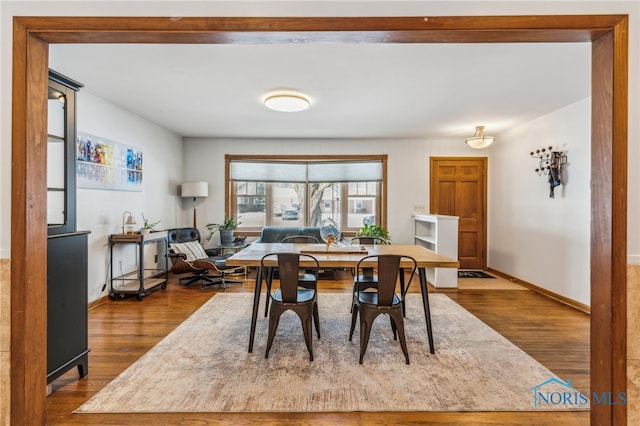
[[430, 157, 487, 270], [10, 15, 628, 426]]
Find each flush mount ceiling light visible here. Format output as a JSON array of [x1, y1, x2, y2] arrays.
[[264, 93, 310, 112], [465, 125, 495, 149]]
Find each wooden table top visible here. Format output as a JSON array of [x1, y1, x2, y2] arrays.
[[225, 243, 459, 269]]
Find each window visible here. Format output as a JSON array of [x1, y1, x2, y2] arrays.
[[226, 155, 387, 235], [236, 182, 266, 214]]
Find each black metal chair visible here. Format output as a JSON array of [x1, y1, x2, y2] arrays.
[[279, 235, 320, 286], [349, 236, 388, 283], [350, 236, 388, 246], [264, 235, 320, 317], [262, 252, 320, 361], [349, 254, 417, 364], [280, 235, 320, 244], [282, 234, 340, 281]]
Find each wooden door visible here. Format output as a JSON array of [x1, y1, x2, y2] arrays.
[[430, 157, 487, 269]]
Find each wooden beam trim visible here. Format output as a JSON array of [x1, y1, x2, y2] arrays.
[[14, 15, 627, 31], [589, 15, 629, 423], [10, 19, 28, 426], [590, 29, 614, 426], [10, 19, 49, 426], [13, 15, 624, 45], [26, 30, 610, 45], [611, 16, 629, 426]]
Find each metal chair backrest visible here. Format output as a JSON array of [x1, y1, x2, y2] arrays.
[[351, 236, 388, 245], [281, 235, 320, 244], [355, 254, 417, 305], [261, 252, 319, 303]]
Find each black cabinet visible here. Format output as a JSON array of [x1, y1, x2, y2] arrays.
[[47, 70, 89, 385], [47, 231, 90, 384]]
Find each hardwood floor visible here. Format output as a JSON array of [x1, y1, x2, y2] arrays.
[[46, 270, 590, 425]]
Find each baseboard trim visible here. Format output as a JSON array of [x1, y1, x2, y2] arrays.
[[88, 294, 111, 311], [486, 268, 590, 315]]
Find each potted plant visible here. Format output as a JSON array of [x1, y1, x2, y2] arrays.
[[356, 223, 391, 243], [140, 213, 161, 235], [206, 216, 241, 246]]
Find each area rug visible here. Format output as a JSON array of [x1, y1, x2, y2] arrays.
[[458, 270, 496, 279], [75, 293, 585, 413]]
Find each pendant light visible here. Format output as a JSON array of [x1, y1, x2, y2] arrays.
[[465, 125, 495, 149]]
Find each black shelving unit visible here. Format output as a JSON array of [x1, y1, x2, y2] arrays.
[[47, 70, 91, 386]]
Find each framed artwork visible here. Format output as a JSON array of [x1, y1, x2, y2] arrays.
[[76, 132, 143, 191]]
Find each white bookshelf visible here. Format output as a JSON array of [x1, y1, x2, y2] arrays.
[[413, 214, 459, 288]]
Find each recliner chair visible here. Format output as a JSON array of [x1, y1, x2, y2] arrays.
[[167, 227, 241, 289]]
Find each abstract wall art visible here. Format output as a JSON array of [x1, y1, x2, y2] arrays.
[[76, 132, 143, 191]]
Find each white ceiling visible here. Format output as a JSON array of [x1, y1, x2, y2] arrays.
[[49, 41, 591, 140]]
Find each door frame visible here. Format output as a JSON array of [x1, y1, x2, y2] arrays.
[[430, 156, 488, 269], [11, 15, 628, 425]]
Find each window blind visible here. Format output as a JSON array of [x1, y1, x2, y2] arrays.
[[230, 161, 307, 182], [230, 160, 382, 183], [307, 161, 382, 182]]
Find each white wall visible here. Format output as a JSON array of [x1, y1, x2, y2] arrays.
[[76, 91, 184, 302], [183, 136, 486, 248], [489, 99, 591, 304]]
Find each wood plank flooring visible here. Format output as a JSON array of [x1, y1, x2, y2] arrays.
[[46, 270, 590, 425]]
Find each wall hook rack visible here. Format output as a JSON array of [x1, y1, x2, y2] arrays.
[[530, 146, 567, 198]]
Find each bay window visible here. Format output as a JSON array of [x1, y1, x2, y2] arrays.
[[225, 155, 387, 235]]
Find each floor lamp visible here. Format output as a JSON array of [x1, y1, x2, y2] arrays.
[[181, 182, 208, 227]]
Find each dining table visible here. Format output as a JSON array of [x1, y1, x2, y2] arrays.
[[225, 242, 459, 355]]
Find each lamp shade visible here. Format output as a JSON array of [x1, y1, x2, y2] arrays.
[[181, 182, 208, 198]]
